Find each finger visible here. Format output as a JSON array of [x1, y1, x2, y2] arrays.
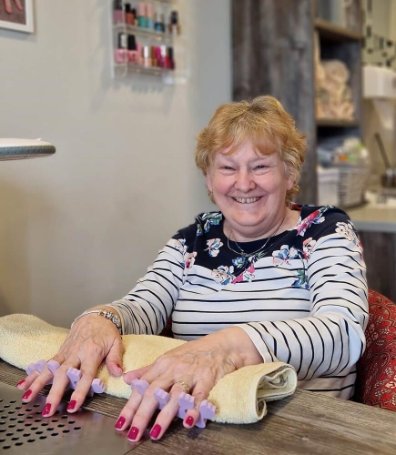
[[42, 361, 79, 417], [66, 355, 104, 413], [184, 379, 213, 428], [123, 365, 150, 384], [20, 369, 53, 404], [127, 387, 161, 442], [14, 0, 23, 11], [105, 337, 124, 377], [4, 0, 12, 14], [148, 391, 181, 440]]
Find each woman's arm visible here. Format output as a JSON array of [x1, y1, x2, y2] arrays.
[[106, 237, 187, 334], [238, 225, 368, 382]]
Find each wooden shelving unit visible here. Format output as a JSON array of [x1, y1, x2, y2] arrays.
[[231, 0, 363, 205]]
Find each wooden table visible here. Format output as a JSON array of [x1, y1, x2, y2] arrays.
[[1, 360, 395, 454]]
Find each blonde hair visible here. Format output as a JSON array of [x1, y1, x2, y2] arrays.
[[195, 95, 306, 202]]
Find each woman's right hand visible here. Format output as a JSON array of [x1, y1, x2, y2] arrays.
[[16, 312, 124, 417]]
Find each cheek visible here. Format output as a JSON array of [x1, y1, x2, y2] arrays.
[[207, 174, 231, 193]]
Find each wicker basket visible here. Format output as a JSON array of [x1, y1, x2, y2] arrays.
[[337, 164, 369, 208]]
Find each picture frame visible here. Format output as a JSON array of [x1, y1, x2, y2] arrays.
[[0, 0, 34, 33]]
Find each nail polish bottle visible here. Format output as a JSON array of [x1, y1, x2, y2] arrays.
[[167, 46, 175, 70], [114, 32, 128, 64], [143, 45, 152, 68], [137, 2, 147, 28], [127, 34, 139, 64], [125, 3, 134, 26], [159, 45, 167, 68], [154, 6, 165, 33], [113, 0, 124, 24], [169, 10, 180, 35], [131, 7, 137, 25], [136, 42, 143, 66], [146, 2, 154, 29]]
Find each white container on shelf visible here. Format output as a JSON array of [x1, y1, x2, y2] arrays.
[[318, 167, 340, 206], [363, 65, 396, 99]]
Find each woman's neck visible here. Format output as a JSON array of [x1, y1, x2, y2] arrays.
[[223, 207, 300, 242]]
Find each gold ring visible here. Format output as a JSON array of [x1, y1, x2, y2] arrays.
[[175, 380, 190, 393]]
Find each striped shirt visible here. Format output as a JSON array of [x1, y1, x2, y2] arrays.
[[109, 205, 368, 398]]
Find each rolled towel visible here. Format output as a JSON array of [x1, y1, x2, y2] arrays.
[[0, 314, 297, 424]]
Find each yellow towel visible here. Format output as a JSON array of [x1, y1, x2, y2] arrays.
[[0, 314, 297, 424]]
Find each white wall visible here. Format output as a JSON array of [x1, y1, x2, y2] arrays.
[[0, 0, 231, 325]]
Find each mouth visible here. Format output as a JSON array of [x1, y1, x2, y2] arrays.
[[231, 196, 262, 204]]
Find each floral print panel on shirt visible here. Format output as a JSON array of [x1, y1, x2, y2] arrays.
[[176, 205, 358, 288]]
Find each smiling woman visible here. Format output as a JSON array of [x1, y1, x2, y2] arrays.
[[17, 96, 368, 443]]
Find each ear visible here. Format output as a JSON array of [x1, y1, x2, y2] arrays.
[[286, 173, 295, 191]]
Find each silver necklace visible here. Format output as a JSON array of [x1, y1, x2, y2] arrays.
[[226, 213, 287, 258]]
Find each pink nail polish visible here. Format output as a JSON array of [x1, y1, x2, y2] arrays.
[[149, 424, 161, 440], [67, 400, 76, 411], [16, 379, 25, 388], [115, 416, 125, 430], [185, 415, 194, 427], [42, 403, 51, 416], [128, 426, 139, 441], [22, 389, 32, 400]]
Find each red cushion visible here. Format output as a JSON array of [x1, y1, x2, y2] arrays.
[[355, 290, 396, 411]]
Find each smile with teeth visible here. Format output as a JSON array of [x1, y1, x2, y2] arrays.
[[232, 196, 261, 204]]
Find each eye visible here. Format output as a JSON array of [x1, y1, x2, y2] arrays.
[[219, 165, 235, 172], [253, 164, 269, 172]]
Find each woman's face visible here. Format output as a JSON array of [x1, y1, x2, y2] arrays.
[[205, 140, 293, 241]]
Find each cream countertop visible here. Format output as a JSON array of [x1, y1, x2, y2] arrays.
[[346, 194, 396, 233]]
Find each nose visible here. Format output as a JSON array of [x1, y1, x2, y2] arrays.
[[234, 169, 255, 192]]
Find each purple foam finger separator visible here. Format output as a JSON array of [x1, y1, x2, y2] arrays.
[[66, 367, 81, 390], [195, 400, 216, 429], [154, 388, 170, 409], [178, 392, 194, 419], [46, 360, 60, 375], [25, 359, 47, 376], [131, 378, 149, 396], [90, 378, 106, 394]]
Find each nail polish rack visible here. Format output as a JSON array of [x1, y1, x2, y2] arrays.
[[112, 0, 182, 82]]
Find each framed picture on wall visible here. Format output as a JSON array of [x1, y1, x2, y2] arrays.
[[0, 0, 34, 33]]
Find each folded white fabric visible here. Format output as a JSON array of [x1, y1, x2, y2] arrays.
[[0, 314, 297, 424]]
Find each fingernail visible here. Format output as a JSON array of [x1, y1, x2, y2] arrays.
[[115, 416, 125, 430], [127, 426, 139, 441], [16, 379, 25, 388], [22, 389, 32, 401], [42, 403, 51, 416], [185, 415, 194, 427], [67, 400, 76, 411], [149, 424, 162, 440]]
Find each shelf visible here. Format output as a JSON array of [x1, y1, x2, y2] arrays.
[[114, 63, 173, 77], [314, 19, 363, 41], [113, 23, 173, 42]]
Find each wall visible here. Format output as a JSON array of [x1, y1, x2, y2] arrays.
[[0, 0, 231, 325]]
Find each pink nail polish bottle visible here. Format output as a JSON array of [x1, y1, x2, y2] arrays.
[[113, 0, 124, 24], [114, 32, 128, 64], [143, 45, 152, 68], [127, 35, 139, 65]]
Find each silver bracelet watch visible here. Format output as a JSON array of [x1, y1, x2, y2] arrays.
[[72, 309, 122, 334], [97, 310, 122, 334]]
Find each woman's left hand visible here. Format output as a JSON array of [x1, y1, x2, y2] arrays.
[[115, 327, 262, 441]]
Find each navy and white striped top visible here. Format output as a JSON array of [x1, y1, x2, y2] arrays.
[[109, 205, 368, 398]]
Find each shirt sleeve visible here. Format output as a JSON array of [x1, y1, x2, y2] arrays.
[[238, 220, 368, 381], [107, 237, 186, 335]]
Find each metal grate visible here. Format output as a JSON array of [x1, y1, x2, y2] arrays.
[[0, 397, 81, 451], [0, 381, 133, 454]]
